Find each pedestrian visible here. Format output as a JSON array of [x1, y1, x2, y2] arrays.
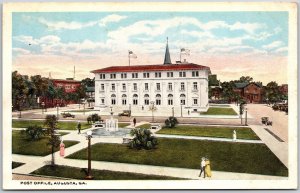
[[233, 129, 237, 141], [133, 118, 136, 127], [142, 106, 144, 110], [188, 110, 190, 115], [205, 157, 212, 178], [77, 121, 81, 134], [199, 157, 206, 178], [60, 140, 65, 157]]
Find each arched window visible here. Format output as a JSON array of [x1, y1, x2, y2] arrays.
[[180, 94, 186, 105], [156, 94, 161, 105], [111, 94, 116, 105], [144, 94, 150, 105], [122, 94, 127, 105], [168, 94, 173, 105], [133, 94, 138, 105]]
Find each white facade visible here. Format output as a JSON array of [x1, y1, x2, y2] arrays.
[[93, 66, 210, 114]]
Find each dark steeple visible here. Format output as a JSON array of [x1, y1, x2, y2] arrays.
[[163, 37, 172, 65]]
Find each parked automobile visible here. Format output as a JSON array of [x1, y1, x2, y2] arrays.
[[61, 112, 75, 118], [261, 117, 272, 126], [118, 110, 131, 117]]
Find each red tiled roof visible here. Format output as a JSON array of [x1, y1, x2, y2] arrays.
[[52, 79, 81, 83], [91, 63, 210, 73]]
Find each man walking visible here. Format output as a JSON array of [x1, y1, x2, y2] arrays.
[[77, 121, 81, 134], [199, 157, 206, 178], [133, 118, 137, 127]]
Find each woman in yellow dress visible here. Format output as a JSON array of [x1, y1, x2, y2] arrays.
[[205, 158, 212, 178]]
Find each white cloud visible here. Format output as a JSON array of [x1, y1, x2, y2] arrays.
[[38, 17, 97, 30], [99, 14, 127, 26], [274, 47, 288, 53], [13, 48, 31, 55], [262, 41, 284, 50], [38, 14, 127, 30]]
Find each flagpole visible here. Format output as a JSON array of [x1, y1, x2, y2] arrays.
[[180, 49, 181, 62], [128, 52, 130, 66]]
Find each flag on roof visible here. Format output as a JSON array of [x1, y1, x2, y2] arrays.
[[128, 50, 137, 58]]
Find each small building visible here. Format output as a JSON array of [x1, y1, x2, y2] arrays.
[[86, 86, 95, 107], [234, 82, 263, 103]]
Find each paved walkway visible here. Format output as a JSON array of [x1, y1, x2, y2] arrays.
[[13, 154, 286, 180], [155, 134, 263, 144]]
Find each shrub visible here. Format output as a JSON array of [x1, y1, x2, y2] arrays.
[[23, 125, 45, 141], [87, 114, 101, 123], [128, 128, 158, 150], [164, 117, 178, 128], [272, 105, 279, 111]]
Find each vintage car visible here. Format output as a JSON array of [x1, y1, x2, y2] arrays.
[[61, 112, 75, 118], [261, 117, 272, 126], [118, 110, 131, 117]]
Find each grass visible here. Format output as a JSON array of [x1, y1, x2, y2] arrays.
[[63, 110, 96, 113], [201, 107, 237, 115], [157, 125, 260, 140], [118, 123, 130, 128], [31, 165, 184, 180], [12, 120, 90, 130], [138, 124, 151, 129], [12, 131, 79, 156], [67, 138, 288, 176], [12, 162, 25, 169]]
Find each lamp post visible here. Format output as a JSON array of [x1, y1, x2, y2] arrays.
[[110, 106, 113, 116], [41, 102, 45, 114], [85, 130, 93, 180], [150, 101, 155, 123], [172, 107, 174, 117], [56, 104, 59, 120], [129, 104, 131, 117], [245, 107, 248, 126], [181, 103, 183, 118]]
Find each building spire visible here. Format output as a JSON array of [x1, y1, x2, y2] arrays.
[[163, 37, 172, 65]]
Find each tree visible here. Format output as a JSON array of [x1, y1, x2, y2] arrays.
[[149, 102, 157, 122], [87, 114, 101, 123], [264, 81, 281, 104], [81, 78, 95, 87], [164, 117, 178, 128], [239, 101, 246, 124], [44, 115, 60, 166], [12, 71, 28, 116], [220, 81, 236, 103], [22, 125, 45, 141], [239, 76, 253, 83], [128, 128, 158, 150]]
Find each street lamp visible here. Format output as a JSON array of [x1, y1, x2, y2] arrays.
[[245, 107, 248, 126], [41, 102, 45, 114], [110, 106, 113, 116], [85, 130, 93, 180], [181, 103, 183, 118], [172, 107, 174, 117], [56, 104, 59, 120]]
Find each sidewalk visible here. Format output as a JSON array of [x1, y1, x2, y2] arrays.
[[13, 154, 287, 180]]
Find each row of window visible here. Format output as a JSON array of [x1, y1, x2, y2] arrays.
[[99, 71, 200, 79], [100, 82, 199, 92], [101, 94, 198, 106]]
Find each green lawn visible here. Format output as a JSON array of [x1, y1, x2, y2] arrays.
[[31, 165, 184, 180], [12, 120, 90, 130], [67, 138, 288, 176], [63, 110, 96, 113], [12, 161, 25, 169], [201, 107, 237, 115], [12, 131, 79, 156], [118, 123, 130, 128], [138, 124, 151, 129], [157, 125, 259, 140]]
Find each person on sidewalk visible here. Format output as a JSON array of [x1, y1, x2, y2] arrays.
[[133, 118, 136, 127], [77, 121, 81, 134], [199, 157, 206, 178], [205, 157, 212, 178], [60, 140, 65, 157], [233, 130, 237, 141]]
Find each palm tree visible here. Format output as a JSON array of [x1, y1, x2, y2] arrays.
[[44, 115, 60, 166]]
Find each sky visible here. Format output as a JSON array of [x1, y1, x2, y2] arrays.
[[12, 12, 288, 85]]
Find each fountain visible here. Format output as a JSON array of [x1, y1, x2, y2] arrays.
[[89, 110, 129, 137], [105, 112, 118, 132]]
